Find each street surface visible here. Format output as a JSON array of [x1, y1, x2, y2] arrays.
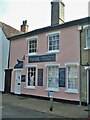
[[2, 103, 60, 118], [1, 93, 89, 119]]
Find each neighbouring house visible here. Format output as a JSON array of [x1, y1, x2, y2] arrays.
[[80, 21, 90, 105], [8, 0, 90, 105], [0, 22, 23, 92]]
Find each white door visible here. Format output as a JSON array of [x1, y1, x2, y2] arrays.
[[15, 70, 21, 94]]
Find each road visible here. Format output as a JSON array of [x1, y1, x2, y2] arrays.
[[2, 100, 61, 119], [2, 103, 61, 119], [1, 93, 89, 119]]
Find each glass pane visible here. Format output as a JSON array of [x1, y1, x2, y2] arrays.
[[67, 65, 78, 90], [47, 66, 59, 89]]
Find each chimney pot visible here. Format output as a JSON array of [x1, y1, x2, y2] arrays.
[[21, 20, 29, 33]]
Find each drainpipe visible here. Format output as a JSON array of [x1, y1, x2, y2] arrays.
[[78, 26, 83, 106]]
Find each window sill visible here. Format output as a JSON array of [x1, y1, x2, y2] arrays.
[[65, 90, 78, 94], [24, 86, 35, 90], [84, 47, 90, 50], [45, 88, 59, 92], [46, 50, 60, 54], [27, 53, 37, 56]]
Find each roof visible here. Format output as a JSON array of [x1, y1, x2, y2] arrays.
[[0, 22, 23, 38], [8, 17, 90, 41]]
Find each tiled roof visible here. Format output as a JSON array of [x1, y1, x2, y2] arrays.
[[0, 22, 23, 38]]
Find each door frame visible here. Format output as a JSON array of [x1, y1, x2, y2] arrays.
[[85, 66, 90, 104], [14, 69, 22, 94]]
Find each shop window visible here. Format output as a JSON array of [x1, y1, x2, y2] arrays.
[[27, 67, 36, 88], [28, 39, 37, 54], [66, 65, 78, 93], [47, 66, 59, 90], [48, 33, 59, 52], [85, 27, 90, 49]]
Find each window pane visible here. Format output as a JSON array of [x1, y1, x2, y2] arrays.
[[27, 67, 36, 86], [47, 66, 59, 89], [86, 28, 90, 48], [29, 39, 37, 53], [48, 33, 59, 51], [67, 65, 78, 90]]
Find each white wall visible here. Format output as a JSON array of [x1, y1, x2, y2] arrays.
[[0, 28, 2, 91], [0, 28, 9, 91]]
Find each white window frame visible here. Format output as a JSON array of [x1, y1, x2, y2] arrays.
[[45, 64, 60, 92], [65, 63, 79, 93], [84, 26, 90, 50], [47, 31, 60, 53], [27, 36, 38, 56], [26, 65, 37, 89]]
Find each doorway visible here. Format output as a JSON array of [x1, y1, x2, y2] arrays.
[[14, 70, 21, 94], [89, 70, 90, 104], [4, 69, 12, 93]]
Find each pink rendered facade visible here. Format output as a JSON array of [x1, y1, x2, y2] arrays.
[[9, 25, 80, 102]]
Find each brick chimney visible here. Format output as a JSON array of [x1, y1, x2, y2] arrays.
[[21, 20, 29, 32], [51, 0, 65, 26]]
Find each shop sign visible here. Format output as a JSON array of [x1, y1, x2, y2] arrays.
[[28, 54, 56, 63]]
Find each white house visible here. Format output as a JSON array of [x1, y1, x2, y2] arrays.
[[0, 22, 22, 92]]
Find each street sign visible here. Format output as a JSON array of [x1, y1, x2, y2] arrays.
[[48, 91, 53, 98]]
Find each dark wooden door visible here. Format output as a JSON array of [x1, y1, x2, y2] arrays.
[[4, 69, 12, 93]]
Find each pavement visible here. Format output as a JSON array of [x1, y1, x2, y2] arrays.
[[1, 93, 89, 119]]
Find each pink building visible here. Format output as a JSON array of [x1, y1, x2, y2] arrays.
[[8, 17, 89, 103]]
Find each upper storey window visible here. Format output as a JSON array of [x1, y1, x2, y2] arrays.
[[27, 36, 37, 55], [86, 27, 90, 49], [48, 32, 60, 52]]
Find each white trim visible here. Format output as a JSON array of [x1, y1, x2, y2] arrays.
[[65, 63, 79, 66], [45, 64, 60, 67], [26, 65, 37, 88], [87, 70, 89, 104], [65, 90, 78, 94], [24, 86, 35, 90], [27, 53, 37, 56], [47, 32, 60, 53], [65, 64, 79, 93], [85, 67, 90, 104], [46, 31, 60, 36], [46, 50, 60, 54], [46, 65, 59, 92], [26, 36, 38, 41], [25, 64, 37, 68], [27, 37, 38, 55], [85, 66, 90, 70], [83, 25, 90, 29], [84, 47, 90, 50], [45, 88, 59, 92], [13, 69, 23, 71]]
